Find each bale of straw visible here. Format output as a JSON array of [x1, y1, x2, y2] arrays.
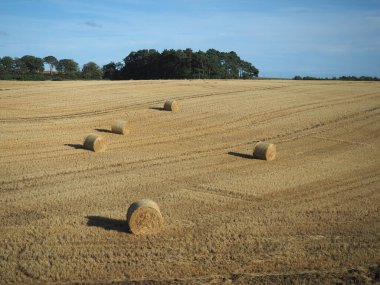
[[127, 199, 163, 235], [111, 120, 129, 135], [253, 142, 276, 161], [164, 100, 180, 112], [83, 134, 107, 152]]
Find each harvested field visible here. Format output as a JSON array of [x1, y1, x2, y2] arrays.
[[0, 79, 379, 284]]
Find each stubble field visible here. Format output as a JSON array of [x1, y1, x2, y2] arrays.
[[0, 79, 379, 284]]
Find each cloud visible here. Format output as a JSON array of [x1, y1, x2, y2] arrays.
[[0, 31, 9, 36], [84, 21, 102, 28]]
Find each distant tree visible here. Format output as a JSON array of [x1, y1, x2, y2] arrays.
[[102, 61, 123, 80], [225, 51, 240, 78], [159, 49, 182, 79], [0, 56, 15, 73], [43, 56, 58, 75], [1, 49, 260, 80], [81, 62, 103, 79], [122, 49, 160, 79], [191, 51, 208, 79], [292, 75, 379, 81], [119, 48, 259, 80], [57, 59, 79, 78], [20, 55, 44, 73], [14, 58, 29, 74], [206, 49, 224, 78], [303, 76, 319, 80], [239, 60, 258, 78], [180, 48, 193, 78]]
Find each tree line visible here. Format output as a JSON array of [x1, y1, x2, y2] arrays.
[[293, 75, 380, 81], [0, 55, 102, 80], [0, 49, 259, 80], [103, 49, 259, 80], [2, 52, 378, 81]]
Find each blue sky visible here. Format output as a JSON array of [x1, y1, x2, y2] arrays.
[[0, 0, 380, 78]]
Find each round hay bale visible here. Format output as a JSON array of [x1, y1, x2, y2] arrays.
[[127, 199, 163, 235], [83, 134, 107, 152], [253, 142, 276, 161], [164, 100, 180, 112], [111, 120, 129, 135]]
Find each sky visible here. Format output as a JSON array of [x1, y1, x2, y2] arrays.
[[0, 0, 380, 78]]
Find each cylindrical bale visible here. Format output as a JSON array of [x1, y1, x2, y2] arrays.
[[83, 134, 107, 152], [111, 120, 129, 135], [164, 100, 180, 112], [127, 199, 163, 235], [253, 142, 276, 161]]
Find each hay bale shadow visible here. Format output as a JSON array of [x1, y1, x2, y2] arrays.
[[94, 128, 113, 133], [65, 143, 84, 150], [149, 107, 165, 111], [368, 263, 380, 282], [86, 216, 129, 233], [228, 151, 253, 160]]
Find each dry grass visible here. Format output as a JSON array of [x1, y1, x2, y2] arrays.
[[0, 79, 379, 284]]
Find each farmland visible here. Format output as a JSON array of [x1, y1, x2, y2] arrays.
[[0, 80, 379, 284]]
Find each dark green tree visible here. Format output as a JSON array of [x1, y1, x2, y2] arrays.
[[0, 56, 15, 73], [43, 56, 58, 75], [176, 48, 193, 79], [81, 62, 103, 79], [123, 49, 160, 79], [192, 51, 208, 79], [102, 61, 123, 80], [14, 58, 29, 74], [206, 49, 224, 78], [239, 60, 259, 78], [57, 59, 79, 78], [159, 49, 182, 79], [20, 55, 44, 73], [119, 48, 258, 80]]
